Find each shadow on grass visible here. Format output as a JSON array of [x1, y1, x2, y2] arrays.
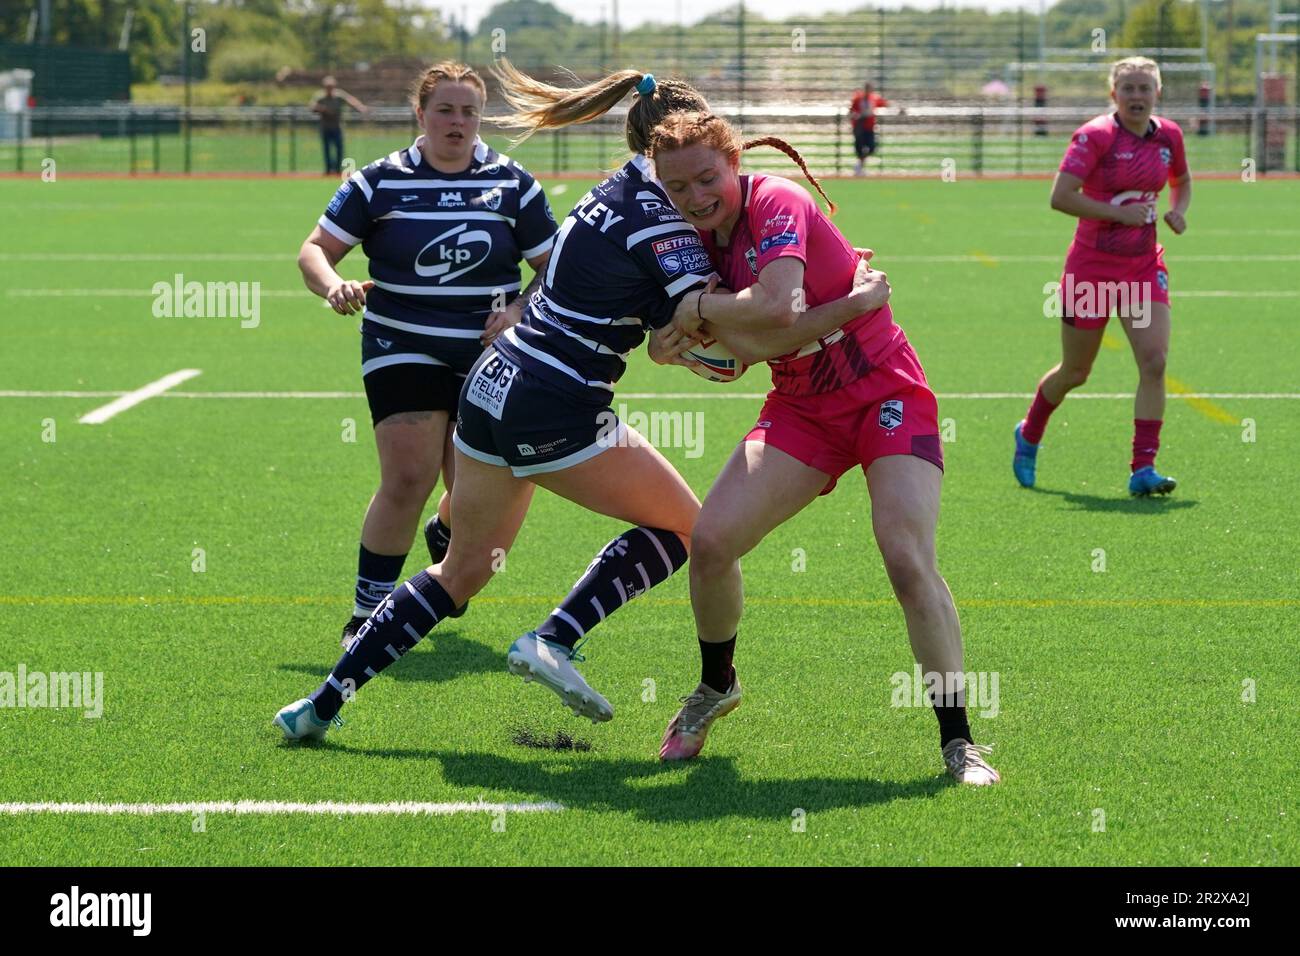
[[1027, 486, 1198, 514], [318, 747, 951, 823], [276, 628, 502, 685]]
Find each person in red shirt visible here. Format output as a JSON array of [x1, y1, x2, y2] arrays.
[[849, 81, 891, 175], [1013, 57, 1192, 497], [649, 111, 1001, 785]]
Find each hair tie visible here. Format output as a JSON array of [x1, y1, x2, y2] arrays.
[[637, 74, 656, 97]]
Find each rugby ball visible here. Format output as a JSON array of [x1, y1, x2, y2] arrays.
[[683, 339, 748, 383]]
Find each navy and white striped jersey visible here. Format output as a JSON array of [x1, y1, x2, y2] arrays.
[[494, 153, 715, 400], [318, 136, 557, 363]]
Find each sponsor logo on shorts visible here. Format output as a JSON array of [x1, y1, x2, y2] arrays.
[[879, 399, 904, 430], [759, 231, 799, 253], [516, 443, 536, 456], [465, 354, 518, 421], [652, 234, 710, 276]]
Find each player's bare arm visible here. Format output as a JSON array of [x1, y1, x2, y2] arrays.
[[708, 257, 891, 365], [482, 249, 552, 346], [1165, 172, 1191, 234], [298, 225, 372, 314], [1051, 170, 1152, 227]]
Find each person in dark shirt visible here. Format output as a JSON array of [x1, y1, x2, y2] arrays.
[[311, 75, 368, 175]]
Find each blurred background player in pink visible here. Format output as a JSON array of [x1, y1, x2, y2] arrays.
[[850, 81, 896, 175], [1013, 57, 1191, 497], [651, 112, 1000, 786]]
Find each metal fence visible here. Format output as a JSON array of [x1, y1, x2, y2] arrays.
[[3, 103, 1296, 176]]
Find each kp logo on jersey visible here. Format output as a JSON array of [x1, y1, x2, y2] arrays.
[[415, 223, 492, 282], [878, 400, 904, 430]]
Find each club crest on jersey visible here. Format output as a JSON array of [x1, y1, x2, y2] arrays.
[[652, 234, 710, 276], [1156, 270, 1168, 291], [879, 399, 904, 430], [477, 187, 503, 211], [745, 247, 758, 275], [437, 191, 464, 208], [1159, 147, 1172, 166]]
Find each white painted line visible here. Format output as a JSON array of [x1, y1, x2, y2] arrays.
[[77, 369, 202, 424], [6, 289, 306, 297], [883, 254, 1300, 264], [0, 800, 563, 816], [4, 389, 1296, 402]]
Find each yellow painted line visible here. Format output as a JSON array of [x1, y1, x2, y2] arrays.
[[1167, 375, 1240, 425], [0, 595, 1294, 610], [1101, 331, 1124, 351], [970, 250, 999, 268]]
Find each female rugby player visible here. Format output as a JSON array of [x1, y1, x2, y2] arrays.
[[649, 112, 1000, 784], [275, 66, 884, 740], [297, 63, 556, 648], [1013, 57, 1191, 496]]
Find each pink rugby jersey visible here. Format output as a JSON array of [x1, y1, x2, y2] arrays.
[[699, 174, 903, 396], [1059, 113, 1188, 257]]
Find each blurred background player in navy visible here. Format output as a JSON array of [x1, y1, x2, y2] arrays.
[[296, 62, 557, 649], [311, 75, 369, 175]]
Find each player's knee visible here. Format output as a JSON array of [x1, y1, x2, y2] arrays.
[[690, 519, 741, 571], [1137, 350, 1167, 379], [879, 538, 939, 607], [1059, 364, 1092, 390], [378, 459, 439, 506]]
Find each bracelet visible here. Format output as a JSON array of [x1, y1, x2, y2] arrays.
[[696, 290, 706, 324]]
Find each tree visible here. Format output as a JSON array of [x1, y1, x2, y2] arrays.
[[1119, 0, 1202, 51]]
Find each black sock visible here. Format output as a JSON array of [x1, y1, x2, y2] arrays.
[[311, 569, 456, 720], [427, 516, 452, 564], [354, 545, 407, 618], [931, 689, 972, 747], [699, 635, 736, 693], [535, 527, 688, 649]]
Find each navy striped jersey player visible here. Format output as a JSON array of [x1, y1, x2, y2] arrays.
[[494, 153, 715, 400], [318, 136, 557, 376]]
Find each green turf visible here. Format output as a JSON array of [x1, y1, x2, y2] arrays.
[[0, 175, 1296, 866], [0, 123, 1285, 176]]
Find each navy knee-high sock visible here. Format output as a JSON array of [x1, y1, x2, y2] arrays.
[[535, 526, 688, 649], [310, 569, 457, 720]]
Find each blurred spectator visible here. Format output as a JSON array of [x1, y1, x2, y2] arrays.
[[312, 76, 369, 175]]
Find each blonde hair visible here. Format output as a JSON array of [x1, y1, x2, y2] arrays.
[[648, 111, 837, 216], [411, 61, 487, 111], [492, 59, 709, 154], [1109, 56, 1162, 91]]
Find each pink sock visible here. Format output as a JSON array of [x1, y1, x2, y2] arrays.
[[1021, 385, 1058, 445], [1132, 419, 1163, 472]]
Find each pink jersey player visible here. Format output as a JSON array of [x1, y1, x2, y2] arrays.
[[1014, 57, 1193, 498], [649, 113, 1000, 786]]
